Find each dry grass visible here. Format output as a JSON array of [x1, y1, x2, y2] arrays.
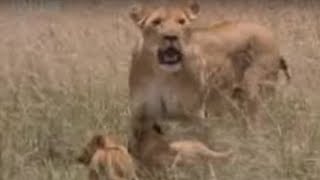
[[0, 1, 319, 180]]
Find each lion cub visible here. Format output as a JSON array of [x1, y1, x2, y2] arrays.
[[77, 134, 137, 180], [134, 124, 233, 169]]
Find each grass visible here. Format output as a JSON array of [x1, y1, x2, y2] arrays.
[[0, 1, 319, 180]]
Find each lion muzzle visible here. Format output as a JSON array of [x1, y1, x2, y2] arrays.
[[158, 47, 182, 65], [157, 36, 184, 72]]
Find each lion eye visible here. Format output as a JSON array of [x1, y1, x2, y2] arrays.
[[178, 18, 186, 25], [152, 18, 162, 26]]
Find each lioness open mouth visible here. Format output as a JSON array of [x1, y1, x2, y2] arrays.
[[157, 47, 183, 72]]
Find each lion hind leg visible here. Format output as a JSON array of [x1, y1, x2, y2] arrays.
[[240, 65, 268, 131]]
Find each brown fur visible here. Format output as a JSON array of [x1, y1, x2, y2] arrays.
[[77, 134, 137, 180], [128, 0, 290, 151]]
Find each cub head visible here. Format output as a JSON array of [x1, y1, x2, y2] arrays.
[[129, 0, 200, 72], [77, 134, 106, 166], [77, 134, 119, 166]]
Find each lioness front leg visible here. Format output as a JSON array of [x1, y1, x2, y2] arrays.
[[128, 102, 157, 157], [127, 96, 174, 157]]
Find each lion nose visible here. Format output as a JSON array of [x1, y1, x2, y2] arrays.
[[163, 35, 178, 42]]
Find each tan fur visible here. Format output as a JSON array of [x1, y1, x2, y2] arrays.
[[134, 124, 232, 169], [169, 140, 233, 168], [77, 134, 137, 180], [128, 0, 290, 151]]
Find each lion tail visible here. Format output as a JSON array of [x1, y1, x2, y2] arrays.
[[279, 56, 291, 81]]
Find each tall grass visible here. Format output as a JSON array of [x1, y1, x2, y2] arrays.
[[0, 1, 319, 180]]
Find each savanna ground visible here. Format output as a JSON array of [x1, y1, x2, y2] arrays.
[[0, 0, 319, 180]]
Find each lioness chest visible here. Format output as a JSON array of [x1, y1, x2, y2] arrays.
[[130, 68, 204, 119]]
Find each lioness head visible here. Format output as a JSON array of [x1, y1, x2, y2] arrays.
[[130, 0, 200, 72]]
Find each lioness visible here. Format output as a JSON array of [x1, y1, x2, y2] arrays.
[[77, 134, 137, 180], [128, 0, 290, 152]]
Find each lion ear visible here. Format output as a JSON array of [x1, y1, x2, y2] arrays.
[[186, 0, 200, 20], [129, 4, 148, 28]]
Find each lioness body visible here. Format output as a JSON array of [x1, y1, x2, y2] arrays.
[[190, 21, 285, 116], [130, 20, 283, 116], [128, 0, 290, 156]]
